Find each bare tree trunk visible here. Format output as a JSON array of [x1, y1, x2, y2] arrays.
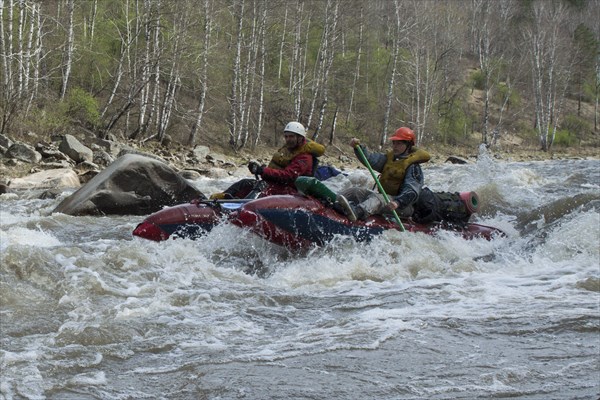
[[104, 83, 146, 134], [189, 0, 213, 145], [254, 3, 267, 147], [16, 0, 24, 97], [157, 71, 178, 142], [328, 106, 338, 145], [306, 28, 324, 128], [102, 45, 126, 119], [308, 0, 338, 131], [314, 0, 339, 140], [132, 0, 153, 139], [594, 62, 600, 132], [126, 0, 142, 138], [2, 0, 14, 95], [0, 0, 10, 134], [288, 2, 297, 95], [277, 3, 287, 82], [346, 4, 363, 125], [23, 0, 35, 97], [236, 0, 259, 148], [472, 0, 491, 144], [471, 0, 516, 146], [228, 0, 244, 148], [381, 0, 402, 147], [401, 0, 456, 145], [290, 1, 307, 121], [524, 0, 571, 151], [60, 0, 75, 99], [147, 0, 162, 137], [0, 0, 6, 92], [89, 0, 97, 46], [26, 2, 41, 114], [101, 0, 134, 120], [157, 6, 183, 143]]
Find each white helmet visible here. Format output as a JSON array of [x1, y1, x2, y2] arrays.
[[284, 121, 306, 137]]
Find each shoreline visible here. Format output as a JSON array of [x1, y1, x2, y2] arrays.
[[1, 142, 598, 186]]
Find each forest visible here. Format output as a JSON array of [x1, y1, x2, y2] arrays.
[[1, 0, 598, 156]]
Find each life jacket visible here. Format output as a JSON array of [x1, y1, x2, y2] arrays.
[[379, 147, 430, 195], [268, 139, 326, 173]]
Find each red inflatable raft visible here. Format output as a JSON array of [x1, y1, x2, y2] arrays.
[[133, 194, 505, 251]]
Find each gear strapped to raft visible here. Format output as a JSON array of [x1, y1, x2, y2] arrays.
[[412, 188, 479, 224], [295, 177, 479, 225]]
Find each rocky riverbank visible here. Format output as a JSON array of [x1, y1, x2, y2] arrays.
[[1, 131, 597, 194]]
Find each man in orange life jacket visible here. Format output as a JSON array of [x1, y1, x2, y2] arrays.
[[210, 121, 325, 199], [335, 127, 431, 221]]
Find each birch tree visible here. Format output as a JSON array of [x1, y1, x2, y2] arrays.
[[1, 0, 14, 97], [101, 0, 145, 137], [147, 0, 162, 136], [311, 0, 339, 140], [277, 2, 287, 82], [156, 7, 183, 143], [523, 0, 573, 151], [400, 0, 458, 145], [101, 0, 131, 119], [252, 3, 267, 146], [592, 0, 600, 131], [470, 0, 517, 146], [289, 0, 310, 121], [87, 0, 97, 46], [60, 0, 75, 99], [594, 57, 600, 131], [1, 0, 41, 132], [228, 0, 244, 148], [572, 23, 598, 118], [380, 0, 404, 147], [345, 3, 363, 125], [0, 0, 596, 155], [0, 0, 12, 134], [22, 0, 36, 98], [227, 0, 267, 149], [471, 0, 493, 144], [235, 0, 259, 148], [188, 0, 213, 145], [131, 0, 154, 139], [26, 1, 42, 113], [16, 0, 24, 97]]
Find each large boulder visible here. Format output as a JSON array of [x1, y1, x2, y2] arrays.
[[53, 154, 205, 216], [9, 168, 80, 190], [59, 134, 93, 163], [6, 142, 42, 163]]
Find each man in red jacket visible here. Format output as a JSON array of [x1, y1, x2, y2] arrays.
[[211, 121, 325, 199]]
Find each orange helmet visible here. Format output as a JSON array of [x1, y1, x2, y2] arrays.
[[390, 127, 415, 145]]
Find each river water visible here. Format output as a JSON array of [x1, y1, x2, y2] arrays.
[[1, 153, 599, 399]]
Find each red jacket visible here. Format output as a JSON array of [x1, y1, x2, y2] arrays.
[[224, 151, 315, 198], [261, 152, 313, 185], [258, 153, 313, 196]]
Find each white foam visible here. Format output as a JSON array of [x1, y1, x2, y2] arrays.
[[66, 371, 106, 386], [1, 226, 61, 248]]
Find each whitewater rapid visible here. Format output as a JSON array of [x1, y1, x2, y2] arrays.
[[1, 156, 598, 399]]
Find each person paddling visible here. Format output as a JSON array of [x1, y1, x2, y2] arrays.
[[335, 127, 430, 221], [210, 121, 325, 199]]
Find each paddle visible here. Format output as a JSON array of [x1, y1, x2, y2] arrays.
[[354, 144, 406, 232]]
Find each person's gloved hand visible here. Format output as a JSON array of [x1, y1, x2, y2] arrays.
[[384, 200, 399, 212], [350, 138, 361, 147], [248, 161, 264, 176]]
